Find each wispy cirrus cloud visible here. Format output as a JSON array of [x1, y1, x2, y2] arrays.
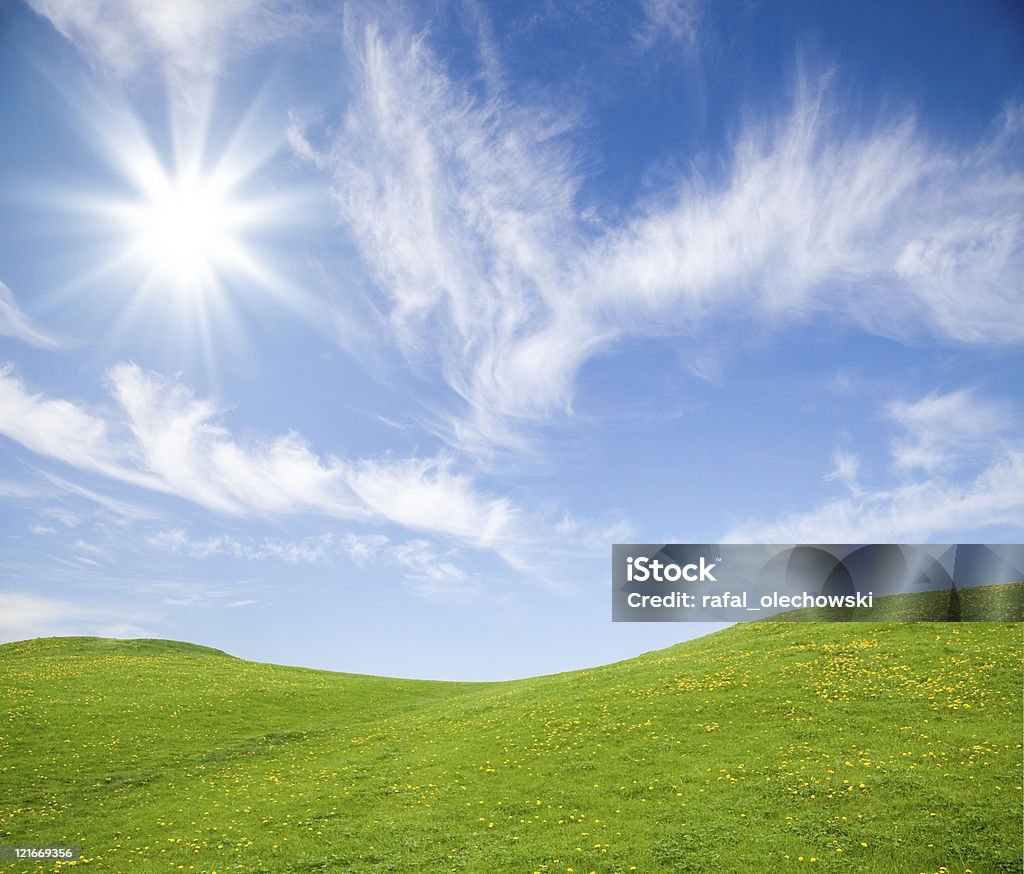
[[0, 592, 85, 641], [345, 456, 517, 550], [39, 472, 161, 522], [293, 15, 1023, 453], [147, 528, 474, 597], [334, 533, 475, 598], [635, 0, 702, 52], [0, 281, 59, 349], [0, 362, 160, 491], [147, 528, 338, 564], [886, 389, 1013, 474], [724, 451, 1024, 543], [572, 84, 1023, 346], [107, 362, 361, 518], [26, 0, 314, 78], [0, 591, 153, 643], [289, 15, 586, 452], [822, 447, 862, 496], [0, 362, 523, 558], [725, 388, 1024, 542]]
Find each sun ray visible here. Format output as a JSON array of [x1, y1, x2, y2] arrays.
[[33, 88, 324, 365]]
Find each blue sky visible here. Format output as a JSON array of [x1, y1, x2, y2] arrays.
[[0, 0, 1021, 680]]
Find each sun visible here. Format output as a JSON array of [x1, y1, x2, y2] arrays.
[[60, 96, 315, 357], [106, 145, 270, 306], [135, 176, 234, 284], [124, 164, 249, 298]]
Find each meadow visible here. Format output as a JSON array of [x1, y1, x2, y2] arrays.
[[1, 587, 1022, 873]]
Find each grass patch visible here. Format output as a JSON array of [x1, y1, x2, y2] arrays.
[[769, 582, 1024, 622], [1, 609, 1021, 872]]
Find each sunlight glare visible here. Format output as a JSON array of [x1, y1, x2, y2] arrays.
[[49, 93, 319, 368], [131, 170, 239, 293]]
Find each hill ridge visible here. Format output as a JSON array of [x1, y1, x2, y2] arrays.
[[2, 616, 1020, 872]]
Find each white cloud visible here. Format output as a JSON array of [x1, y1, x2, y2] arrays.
[[340, 532, 389, 565], [297, 18, 1023, 452], [108, 362, 361, 517], [725, 451, 1024, 543], [886, 389, 1012, 474], [334, 533, 476, 598], [388, 539, 475, 598], [292, 15, 586, 450], [823, 447, 862, 495], [553, 512, 635, 551], [1, 363, 635, 580], [0, 592, 153, 642], [0, 480, 48, 500], [583, 85, 1023, 344], [635, 0, 701, 52], [42, 472, 161, 521], [0, 281, 59, 348], [26, 0, 312, 79], [346, 456, 518, 550], [161, 592, 225, 608], [40, 507, 82, 528], [148, 528, 189, 551], [94, 623, 153, 637], [0, 363, 162, 491], [146, 526, 474, 596], [148, 529, 340, 565], [0, 592, 84, 641], [154, 581, 258, 610], [726, 389, 1024, 543], [0, 362, 533, 564]]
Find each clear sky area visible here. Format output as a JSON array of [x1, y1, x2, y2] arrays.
[[0, 0, 1021, 679]]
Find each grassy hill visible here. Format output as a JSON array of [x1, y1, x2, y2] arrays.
[[769, 581, 1024, 622], [1, 611, 1021, 872]]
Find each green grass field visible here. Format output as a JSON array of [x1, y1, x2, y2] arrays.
[[769, 582, 1024, 623], [2, 589, 1022, 873]]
